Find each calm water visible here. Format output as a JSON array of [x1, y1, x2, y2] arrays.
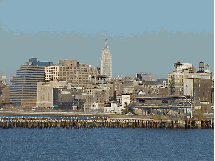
[[0, 128, 213, 161]]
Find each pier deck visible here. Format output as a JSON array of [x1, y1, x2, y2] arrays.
[[0, 116, 213, 129]]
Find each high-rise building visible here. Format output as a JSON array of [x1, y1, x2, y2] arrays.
[[9, 58, 53, 104], [57, 60, 99, 86], [100, 39, 112, 78]]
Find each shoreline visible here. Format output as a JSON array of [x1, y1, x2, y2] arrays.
[[0, 114, 213, 129], [0, 111, 110, 117], [0, 110, 213, 121], [0, 111, 145, 119]]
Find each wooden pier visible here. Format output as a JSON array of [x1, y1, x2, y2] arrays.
[[0, 116, 213, 129]]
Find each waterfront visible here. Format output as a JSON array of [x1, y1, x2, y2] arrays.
[[0, 115, 213, 129], [0, 128, 213, 161]]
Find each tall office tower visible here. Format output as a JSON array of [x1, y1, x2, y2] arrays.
[[100, 39, 112, 78], [9, 58, 53, 105]]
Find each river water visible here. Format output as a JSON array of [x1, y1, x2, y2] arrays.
[[0, 127, 213, 161]]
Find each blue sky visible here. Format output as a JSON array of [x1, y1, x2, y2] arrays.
[[0, 0, 213, 34], [0, 0, 213, 80]]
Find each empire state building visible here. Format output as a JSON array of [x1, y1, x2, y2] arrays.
[[100, 39, 112, 78]]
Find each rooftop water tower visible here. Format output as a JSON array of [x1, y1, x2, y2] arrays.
[[198, 61, 204, 73], [205, 64, 210, 73]]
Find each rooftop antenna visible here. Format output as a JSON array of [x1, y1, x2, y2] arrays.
[[105, 39, 108, 48]]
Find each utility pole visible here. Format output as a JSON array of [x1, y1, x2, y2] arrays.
[[191, 89, 193, 118]]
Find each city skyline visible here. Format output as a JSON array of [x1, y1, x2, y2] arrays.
[[0, 1, 213, 158], [0, 0, 213, 80], [4, 55, 213, 115]]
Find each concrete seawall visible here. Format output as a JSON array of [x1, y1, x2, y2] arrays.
[[0, 116, 213, 129]]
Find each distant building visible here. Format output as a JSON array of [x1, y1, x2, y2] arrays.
[[0, 76, 10, 105], [57, 60, 99, 86], [37, 81, 87, 110], [184, 71, 212, 107], [121, 94, 131, 108], [158, 81, 168, 96], [104, 102, 122, 114], [36, 81, 67, 108], [21, 99, 37, 109], [136, 72, 155, 81], [9, 58, 53, 105], [168, 62, 195, 95], [45, 65, 59, 81], [173, 62, 194, 73], [53, 85, 86, 110], [84, 88, 110, 112], [168, 72, 185, 95], [100, 39, 112, 78], [168, 62, 212, 107]]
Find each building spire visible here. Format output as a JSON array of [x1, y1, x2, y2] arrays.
[[105, 39, 108, 48]]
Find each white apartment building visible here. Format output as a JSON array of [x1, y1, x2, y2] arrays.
[[45, 66, 59, 81]]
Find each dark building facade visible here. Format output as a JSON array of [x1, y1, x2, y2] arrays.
[[193, 78, 212, 105], [53, 87, 85, 110]]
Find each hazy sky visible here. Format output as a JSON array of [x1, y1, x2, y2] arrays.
[[0, 0, 213, 81]]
